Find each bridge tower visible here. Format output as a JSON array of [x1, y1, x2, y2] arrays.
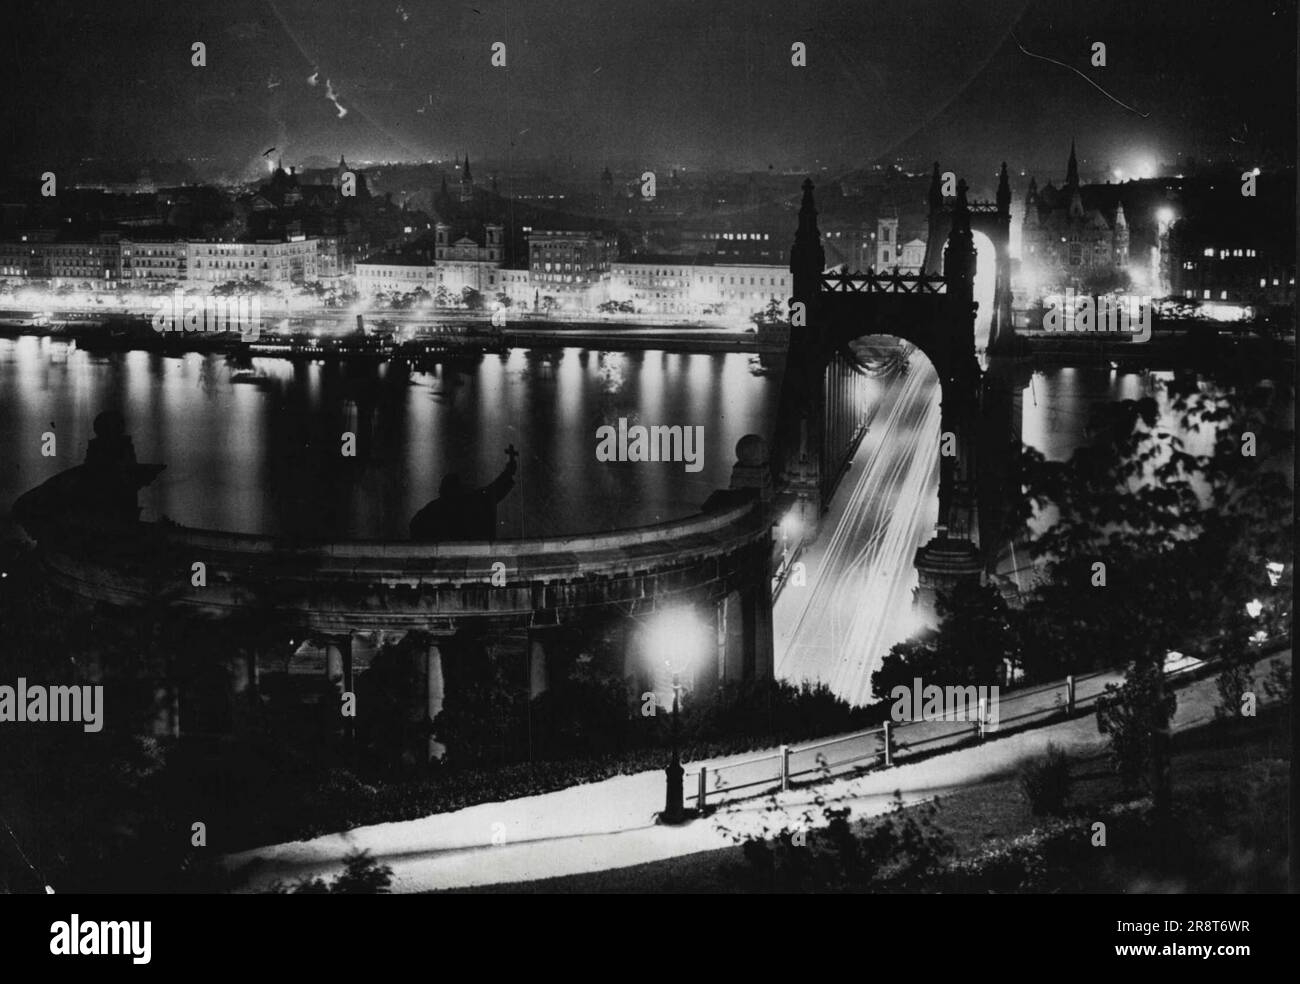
[[922, 162, 946, 274], [912, 179, 983, 627], [780, 178, 832, 536], [781, 175, 986, 628], [922, 161, 1016, 354], [991, 162, 1014, 351]]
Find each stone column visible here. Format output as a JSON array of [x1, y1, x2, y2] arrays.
[[752, 581, 775, 682], [227, 649, 252, 734], [326, 641, 344, 689], [528, 636, 549, 698], [325, 636, 353, 738], [402, 641, 425, 764], [426, 642, 446, 762], [228, 651, 250, 696], [695, 598, 725, 698], [742, 579, 775, 682], [723, 590, 745, 683], [714, 599, 726, 686], [622, 617, 643, 684], [349, 631, 378, 680]]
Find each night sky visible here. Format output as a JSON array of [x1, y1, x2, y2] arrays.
[[2, 0, 1294, 184]]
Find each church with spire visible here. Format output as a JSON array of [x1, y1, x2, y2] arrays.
[[433, 153, 484, 217], [460, 154, 475, 203], [1022, 141, 1130, 289]]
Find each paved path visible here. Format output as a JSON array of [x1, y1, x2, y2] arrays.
[[224, 650, 1288, 893]]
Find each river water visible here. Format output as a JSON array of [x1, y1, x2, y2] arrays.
[[1, 334, 1190, 541], [1, 337, 784, 540]]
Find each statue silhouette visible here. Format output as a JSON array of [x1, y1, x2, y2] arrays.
[[410, 445, 518, 542], [83, 410, 143, 524]]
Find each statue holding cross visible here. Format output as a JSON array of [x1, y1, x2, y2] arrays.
[[410, 445, 519, 543]]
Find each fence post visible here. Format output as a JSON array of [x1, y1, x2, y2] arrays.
[[977, 696, 987, 740], [698, 767, 707, 812], [780, 745, 791, 791], [882, 722, 892, 767], [1066, 674, 1076, 716]]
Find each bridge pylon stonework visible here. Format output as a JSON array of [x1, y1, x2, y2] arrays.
[[777, 176, 990, 625], [923, 161, 1016, 354]]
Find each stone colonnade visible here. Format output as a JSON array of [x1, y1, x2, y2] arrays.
[[156, 569, 775, 762]]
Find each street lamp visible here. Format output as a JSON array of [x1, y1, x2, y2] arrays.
[[645, 607, 707, 824], [663, 668, 686, 823], [780, 511, 801, 563]]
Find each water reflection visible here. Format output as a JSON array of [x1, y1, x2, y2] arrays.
[[0, 344, 780, 539], [4, 339, 1239, 542], [1020, 367, 1215, 462]]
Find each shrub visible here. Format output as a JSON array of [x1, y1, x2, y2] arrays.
[[727, 793, 954, 892], [264, 850, 393, 894], [854, 796, 955, 890], [1019, 742, 1071, 816], [1214, 661, 1255, 723], [1262, 658, 1291, 704], [1095, 657, 1176, 792]]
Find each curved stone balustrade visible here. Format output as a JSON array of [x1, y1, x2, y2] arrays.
[[15, 467, 774, 636]]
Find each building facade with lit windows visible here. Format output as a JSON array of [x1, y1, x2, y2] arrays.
[[0, 234, 130, 289], [610, 259, 698, 314], [528, 229, 616, 308], [3, 235, 180, 289], [186, 237, 319, 288], [46, 237, 126, 290], [496, 268, 534, 309], [121, 239, 186, 287], [819, 222, 876, 272], [354, 255, 438, 296], [0, 239, 46, 282], [697, 262, 790, 315], [316, 236, 363, 282], [1169, 229, 1295, 312], [683, 227, 785, 264], [608, 258, 791, 317]]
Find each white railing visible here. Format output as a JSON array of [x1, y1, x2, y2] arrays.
[[679, 657, 1220, 812]]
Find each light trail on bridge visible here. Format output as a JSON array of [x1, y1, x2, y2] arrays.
[[774, 355, 941, 706]]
